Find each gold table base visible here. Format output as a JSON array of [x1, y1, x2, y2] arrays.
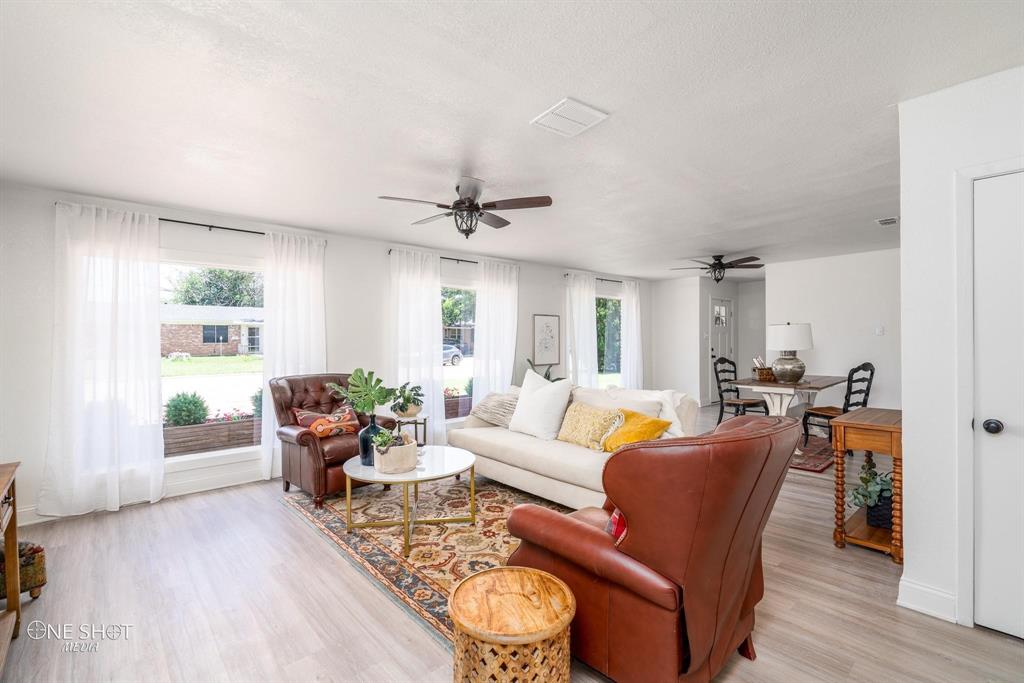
[[345, 465, 476, 556]]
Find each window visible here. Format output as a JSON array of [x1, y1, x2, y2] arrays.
[[202, 325, 229, 344], [161, 264, 264, 456], [596, 297, 621, 389], [441, 286, 475, 419]]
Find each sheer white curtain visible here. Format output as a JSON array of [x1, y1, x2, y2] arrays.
[[389, 248, 446, 444], [261, 232, 327, 478], [565, 271, 599, 387], [472, 258, 519, 403], [620, 279, 644, 389], [38, 202, 164, 516]]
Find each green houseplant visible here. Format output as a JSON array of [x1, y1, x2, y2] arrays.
[[327, 369, 396, 466], [390, 382, 424, 418], [370, 429, 417, 474], [848, 455, 893, 529]]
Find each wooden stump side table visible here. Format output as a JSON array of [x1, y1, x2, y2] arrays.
[[448, 566, 576, 683]]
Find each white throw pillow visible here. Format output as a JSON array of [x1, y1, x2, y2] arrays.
[[607, 388, 687, 437], [571, 387, 662, 419], [508, 370, 574, 440]]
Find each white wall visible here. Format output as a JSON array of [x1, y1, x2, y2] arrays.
[[765, 249, 902, 410], [898, 66, 1024, 623], [0, 180, 653, 522], [649, 277, 702, 402], [736, 281, 767, 373]]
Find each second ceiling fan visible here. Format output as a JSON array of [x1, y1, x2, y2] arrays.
[[671, 255, 764, 282], [379, 176, 552, 239]]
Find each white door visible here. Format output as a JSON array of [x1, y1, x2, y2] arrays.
[[708, 297, 734, 401], [973, 170, 1024, 638]]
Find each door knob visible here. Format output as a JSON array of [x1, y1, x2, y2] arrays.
[[982, 419, 1004, 434]]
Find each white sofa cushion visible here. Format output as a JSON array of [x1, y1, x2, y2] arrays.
[[571, 387, 662, 418], [448, 426, 610, 492], [607, 387, 696, 437], [508, 369, 573, 440]]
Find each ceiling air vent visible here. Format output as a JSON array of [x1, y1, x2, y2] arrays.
[[875, 216, 900, 227], [531, 97, 608, 137]]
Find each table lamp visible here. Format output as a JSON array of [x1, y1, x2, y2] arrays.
[[766, 322, 813, 383]]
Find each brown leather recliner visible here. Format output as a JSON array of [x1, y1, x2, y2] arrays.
[[269, 373, 396, 508], [507, 415, 800, 683]]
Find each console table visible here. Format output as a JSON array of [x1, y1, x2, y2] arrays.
[[0, 462, 20, 672], [831, 408, 903, 564]]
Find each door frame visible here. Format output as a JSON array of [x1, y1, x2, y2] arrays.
[[952, 157, 1024, 627], [706, 296, 735, 405]]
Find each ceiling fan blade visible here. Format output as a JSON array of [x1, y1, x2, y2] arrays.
[[480, 196, 553, 211], [411, 212, 453, 225], [670, 266, 708, 270], [379, 196, 452, 209], [457, 176, 484, 203], [478, 211, 511, 229], [691, 260, 714, 266], [730, 264, 765, 269], [723, 256, 761, 267]]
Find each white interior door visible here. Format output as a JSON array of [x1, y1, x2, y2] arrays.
[[708, 297, 734, 401], [973, 170, 1024, 638]]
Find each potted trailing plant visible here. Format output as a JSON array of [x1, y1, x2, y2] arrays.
[[849, 455, 894, 529], [371, 429, 418, 474], [390, 382, 424, 418], [327, 369, 395, 466], [526, 358, 564, 382]]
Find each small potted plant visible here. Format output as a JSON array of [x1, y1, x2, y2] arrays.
[[371, 429, 418, 474], [390, 382, 424, 418], [327, 369, 396, 466], [849, 455, 893, 529]]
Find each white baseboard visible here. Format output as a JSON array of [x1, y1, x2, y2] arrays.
[[17, 505, 45, 527], [897, 577, 958, 622]]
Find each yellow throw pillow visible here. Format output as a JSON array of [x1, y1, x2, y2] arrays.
[[556, 402, 624, 451], [604, 409, 673, 452]]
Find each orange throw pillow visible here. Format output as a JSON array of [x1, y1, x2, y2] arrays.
[[603, 409, 672, 452], [292, 406, 360, 438]]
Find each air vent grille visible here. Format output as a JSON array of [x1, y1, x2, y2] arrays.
[[531, 98, 608, 137]]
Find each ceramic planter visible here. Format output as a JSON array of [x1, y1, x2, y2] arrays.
[[374, 440, 418, 474]]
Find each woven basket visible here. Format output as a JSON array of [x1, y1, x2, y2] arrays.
[[755, 367, 776, 382]]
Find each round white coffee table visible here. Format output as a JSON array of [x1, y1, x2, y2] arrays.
[[342, 445, 476, 556]]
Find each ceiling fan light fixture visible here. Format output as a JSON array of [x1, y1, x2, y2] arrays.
[[453, 209, 479, 239], [711, 267, 726, 283]]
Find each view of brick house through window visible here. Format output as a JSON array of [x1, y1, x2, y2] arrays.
[[160, 264, 264, 456], [442, 287, 475, 419]]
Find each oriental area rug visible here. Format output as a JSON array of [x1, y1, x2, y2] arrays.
[[789, 435, 836, 472], [283, 477, 568, 642]]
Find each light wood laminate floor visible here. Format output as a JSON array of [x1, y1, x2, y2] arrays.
[[4, 407, 1022, 682]]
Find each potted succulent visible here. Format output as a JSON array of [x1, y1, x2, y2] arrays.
[[327, 369, 396, 466], [371, 429, 418, 474], [390, 382, 425, 418], [849, 455, 894, 529]]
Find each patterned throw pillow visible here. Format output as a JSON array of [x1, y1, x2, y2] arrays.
[[603, 409, 673, 452], [605, 508, 627, 541], [469, 391, 519, 428], [556, 402, 624, 451], [292, 405, 360, 438]]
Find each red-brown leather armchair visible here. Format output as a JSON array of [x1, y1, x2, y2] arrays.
[[507, 415, 800, 683], [269, 373, 396, 508]]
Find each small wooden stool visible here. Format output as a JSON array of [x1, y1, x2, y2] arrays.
[[448, 566, 576, 683]]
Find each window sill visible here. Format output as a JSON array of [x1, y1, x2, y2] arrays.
[[164, 445, 260, 473]]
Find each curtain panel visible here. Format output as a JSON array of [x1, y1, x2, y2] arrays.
[[621, 279, 644, 389], [38, 202, 164, 516], [389, 247, 446, 444], [260, 231, 328, 478], [472, 259, 519, 404], [565, 271, 599, 387]]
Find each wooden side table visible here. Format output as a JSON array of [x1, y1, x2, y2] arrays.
[[448, 566, 576, 683], [0, 462, 20, 674], [831, 408, 903, 564]]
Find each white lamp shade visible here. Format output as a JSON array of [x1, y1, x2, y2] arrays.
[[767, 323, 813, 351]]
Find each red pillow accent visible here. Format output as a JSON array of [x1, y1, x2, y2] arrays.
[[292, 405, 360, 438], [605, 507, 627, 541]]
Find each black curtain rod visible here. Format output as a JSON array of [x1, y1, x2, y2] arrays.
[[563, 273, 623, 284], [385, 249, 478, 265], [159, 217, 265, 237]]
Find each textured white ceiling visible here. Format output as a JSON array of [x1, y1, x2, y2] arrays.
[[2, 1, 1022, 278]]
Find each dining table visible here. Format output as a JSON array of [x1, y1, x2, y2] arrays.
[[727, 375, 847, 454]]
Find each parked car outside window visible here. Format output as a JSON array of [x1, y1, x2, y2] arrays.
[[443, 344, 463, 366]]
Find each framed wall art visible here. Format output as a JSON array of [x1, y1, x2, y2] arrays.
[[532, 314, 560, 366]]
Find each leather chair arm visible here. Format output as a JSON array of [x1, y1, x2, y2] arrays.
[[358, 414, 397, 431], [276, 425, 321, 451], [508, 504, 680, 611]]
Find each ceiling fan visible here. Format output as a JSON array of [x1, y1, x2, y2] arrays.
[[671, 255, 764, 282], [379, 176, 552, 239]]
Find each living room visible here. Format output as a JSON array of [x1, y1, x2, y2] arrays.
[[0, 2, 1022, 682]]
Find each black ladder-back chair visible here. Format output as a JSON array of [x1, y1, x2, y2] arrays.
[[714, 357, 769, 425], [802, 362, 876, 445]]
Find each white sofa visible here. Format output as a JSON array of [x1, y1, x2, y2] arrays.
[[448, 388, 699, 509]]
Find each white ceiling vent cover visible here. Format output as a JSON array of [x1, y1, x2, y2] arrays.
[[531, 98, 608, 137]]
